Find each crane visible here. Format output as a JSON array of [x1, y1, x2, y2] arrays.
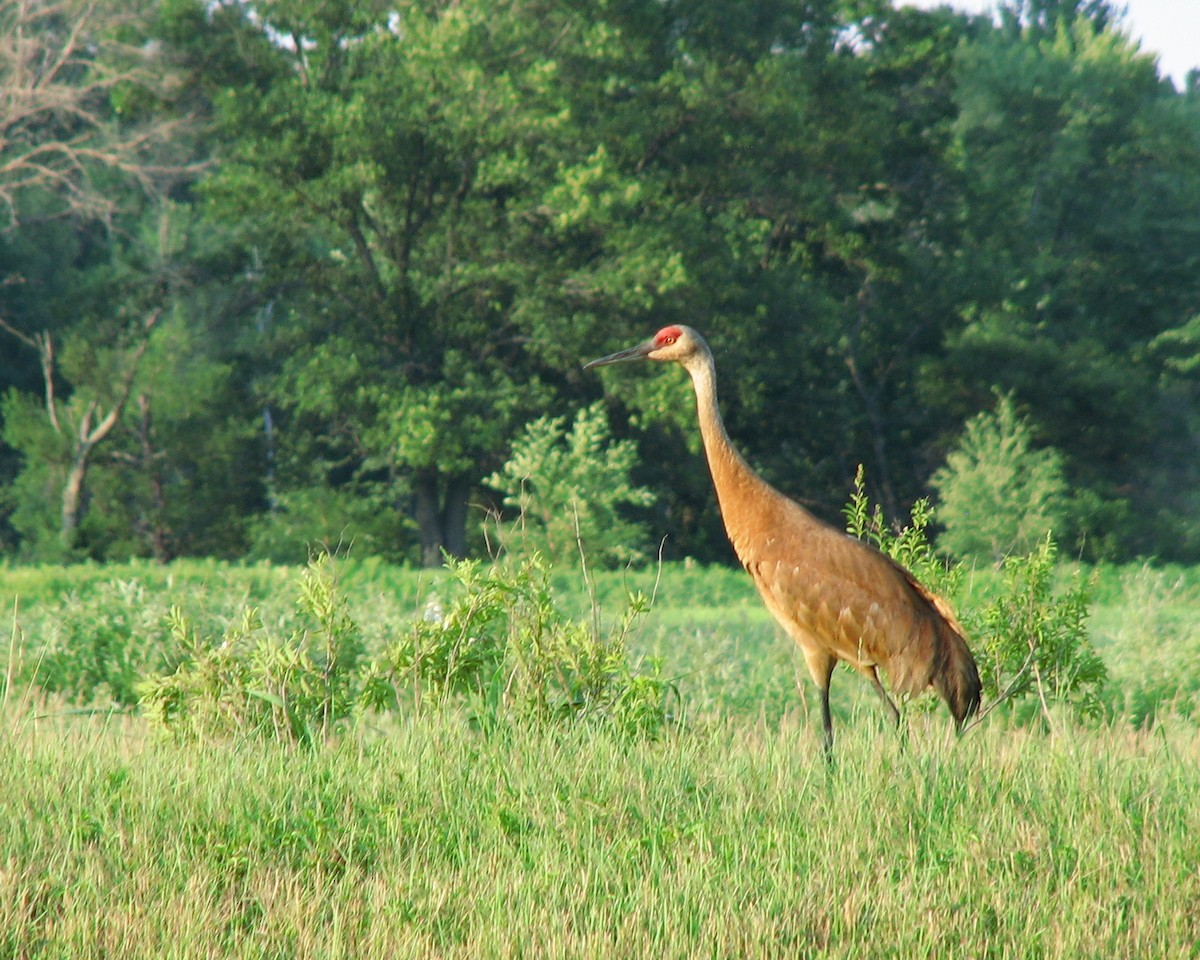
[[585, 324, 982, 753]]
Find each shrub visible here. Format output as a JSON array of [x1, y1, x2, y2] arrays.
[[138, 553, 675, 743], [485, 402, 653, 567], [972, 536, 1107, 722], [844, 466, 1107, 723], [931, 393, 1069, 563], [137, 555, 363, 746], [11, 577, 179, 706], [362, 555, 676, 736]]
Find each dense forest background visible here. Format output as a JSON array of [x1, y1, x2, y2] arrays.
[[1, 0, 1198, 568]]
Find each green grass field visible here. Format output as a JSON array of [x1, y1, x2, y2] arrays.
[[2, 559, 1199, 958]]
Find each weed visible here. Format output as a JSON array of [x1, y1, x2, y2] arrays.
[[137, 555, 363, 746], [363, 555, 676, 736]]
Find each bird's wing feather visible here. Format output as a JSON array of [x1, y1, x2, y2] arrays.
[[742, 506, 963, 696]]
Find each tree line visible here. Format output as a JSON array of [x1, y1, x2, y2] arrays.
[[1, 0, 1198, 567]]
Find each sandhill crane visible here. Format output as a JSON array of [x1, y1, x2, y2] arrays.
[[586, 324, 982, 753]]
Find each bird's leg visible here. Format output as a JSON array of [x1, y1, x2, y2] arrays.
[[866, 666, 901, 729], [802, 649, 837, 758], [819, 684, 834, 759]]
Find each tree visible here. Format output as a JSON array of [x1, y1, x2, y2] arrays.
[[0, 0, 198, 228], [4, 0, 1196, 563], [186, 0, 998, 564], [0, 0, 249, 561], [191, 0, 712, 564], [571, 0, 966, 542], [1, 199, 265, 562], [921, 0, 1200, 558], [0, 309, 159, 556]]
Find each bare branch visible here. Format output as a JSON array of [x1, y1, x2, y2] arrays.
[[0, 316, 62, 430], [80, 307, 160, 446], [0, 0, 203, 228], [0, 313, 37, 349], [34, 330, 59, 431], [76, 396, 95, 443]]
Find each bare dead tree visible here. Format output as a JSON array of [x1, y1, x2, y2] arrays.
[[0, 309, 161, 552], [0, 0, 201, 228]]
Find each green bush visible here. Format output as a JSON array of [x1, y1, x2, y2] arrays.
[[10, 577, 180, 706], [931, 393, 1070, 563], [844, 466, 1107, 722], [0, 559, 311, 707], [137, 555, 364, 746], [363, 555, 676, 736], [485, 402, 653, 567], [137, 553, 675, 743], [971, 536, 1107, 722]]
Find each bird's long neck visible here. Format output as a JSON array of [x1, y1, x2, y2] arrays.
[[684, 351, 779, 549]]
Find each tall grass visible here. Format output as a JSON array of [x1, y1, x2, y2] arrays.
[[2, 558, 1199, 957], [2, 707, 1198, 958]]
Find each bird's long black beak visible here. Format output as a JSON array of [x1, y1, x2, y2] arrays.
[[583, 338, 654, 370]]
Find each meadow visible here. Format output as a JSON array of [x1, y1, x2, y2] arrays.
[[2, 558, 1199, 958]]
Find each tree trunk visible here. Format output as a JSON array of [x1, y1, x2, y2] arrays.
[[846, 278, 900, 522], [60, 452, 90, 553], [413, 469, 472, 567], [414, 472, 443, 566], [135, 393, 172, 563], [442, 475, 471, 558]]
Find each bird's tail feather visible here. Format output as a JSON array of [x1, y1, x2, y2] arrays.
[[934, 625, 982, 728], [901, 573, 983, 728]]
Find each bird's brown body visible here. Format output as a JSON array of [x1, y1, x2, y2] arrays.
[[587, 325, 981, 752]]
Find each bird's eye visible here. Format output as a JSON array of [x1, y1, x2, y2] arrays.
[[663, 336, 676, 345]]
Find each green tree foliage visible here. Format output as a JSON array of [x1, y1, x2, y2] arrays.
[[180, 0, 909, 564], [0, 0, 253, 562], [930, 394, 1070, 563], [1, 0, 1199, 564], [244, 486, 412, 565], [485, 402, 653, 567], [925, 0, 1200, 557], [2, 203, 263, 561], [190, 0, 694, 564]]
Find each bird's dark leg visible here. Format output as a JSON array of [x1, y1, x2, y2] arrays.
[[865, 666, 908, 751], [819, 684, 834, 759], [803, 650, 837, 759]]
